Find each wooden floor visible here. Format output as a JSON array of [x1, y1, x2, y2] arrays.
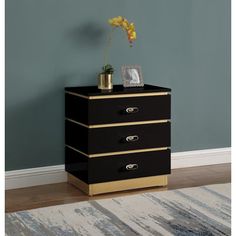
[[5, 163, 231, 213]]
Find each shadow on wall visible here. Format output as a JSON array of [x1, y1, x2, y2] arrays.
[[63, 71, 99, 87], [5, 22, 108, 170], [68, 22, 107, 49], [5, 69, 100, 170], [65, 21, 107, 85], [5, 85, 66, 170]]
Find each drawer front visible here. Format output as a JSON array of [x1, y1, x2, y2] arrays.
[[89, 149, 170, 184], [66, 147, 171, 184], [89, 95, 170, 125], [66, 121, 170, 155], [65, 94, 170, 126]]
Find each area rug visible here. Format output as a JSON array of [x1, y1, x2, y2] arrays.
[[6, 183, 231, 236]]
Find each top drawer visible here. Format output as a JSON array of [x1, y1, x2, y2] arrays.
[[65, 94, 171, 125]]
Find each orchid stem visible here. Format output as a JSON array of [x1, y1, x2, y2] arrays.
[[103, 28, 115, 67]]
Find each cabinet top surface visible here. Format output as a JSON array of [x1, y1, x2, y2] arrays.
[[65, 84, 171, 97]]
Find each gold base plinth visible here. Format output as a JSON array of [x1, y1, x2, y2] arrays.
[[68, 174, 168, 196]]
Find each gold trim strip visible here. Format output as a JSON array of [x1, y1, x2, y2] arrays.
[[68, 174, 168, 196], [65, 91, 89, 99], [66, 145, 89, 157], [66, 119, 89, 128], [89, 92, 170, 100], [66, 118, 170, 129], [66, 145, 169, 158], [65, 91, 170, 100]]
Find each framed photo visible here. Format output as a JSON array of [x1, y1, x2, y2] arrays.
[[121, 65, 144, 87]]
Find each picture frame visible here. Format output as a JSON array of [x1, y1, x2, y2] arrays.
[[121, 65, 144, 87]]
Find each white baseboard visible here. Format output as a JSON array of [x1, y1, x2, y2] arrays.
[[171, 147, 231, 169], [5, 147, 231, 190], [5, 165, 67, 190]]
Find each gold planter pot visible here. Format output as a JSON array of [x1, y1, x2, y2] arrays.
[[98, 73, 113, 90]]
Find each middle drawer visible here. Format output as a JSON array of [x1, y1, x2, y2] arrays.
[[66, 120, 170, 155]]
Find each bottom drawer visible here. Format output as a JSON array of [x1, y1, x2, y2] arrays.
[[66, 147, 171, 184]]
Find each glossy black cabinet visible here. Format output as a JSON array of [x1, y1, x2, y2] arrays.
[[65, 84, 171, 195]]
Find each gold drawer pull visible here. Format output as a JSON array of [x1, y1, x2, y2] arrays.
[[125, 107, 139, 114], [126, 164, 139, 171], [125, 135, 139, 142]]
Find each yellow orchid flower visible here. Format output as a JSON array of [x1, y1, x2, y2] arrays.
[[121, 19, 129, 30], [128, 23, 135, 31], [108, 16, 123, 27], [104, 16, 137, 68], [108, 16, 137, 45]]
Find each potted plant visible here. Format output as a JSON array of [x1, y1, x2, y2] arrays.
[[98, 64, 114, 90], [98, 16, 137, 90]]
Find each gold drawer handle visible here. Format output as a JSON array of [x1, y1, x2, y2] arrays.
[[126, 164, 139, 171], [125, 107, 139, 114], [125, 135, 139, 142]]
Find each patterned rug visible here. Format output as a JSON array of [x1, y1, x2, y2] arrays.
[[6, 183, 231, 236]]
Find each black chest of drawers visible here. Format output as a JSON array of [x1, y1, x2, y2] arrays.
[[65, 84, 171, 195]]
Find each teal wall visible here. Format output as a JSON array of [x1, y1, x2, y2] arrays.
[[6, 0, 231, 170]]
